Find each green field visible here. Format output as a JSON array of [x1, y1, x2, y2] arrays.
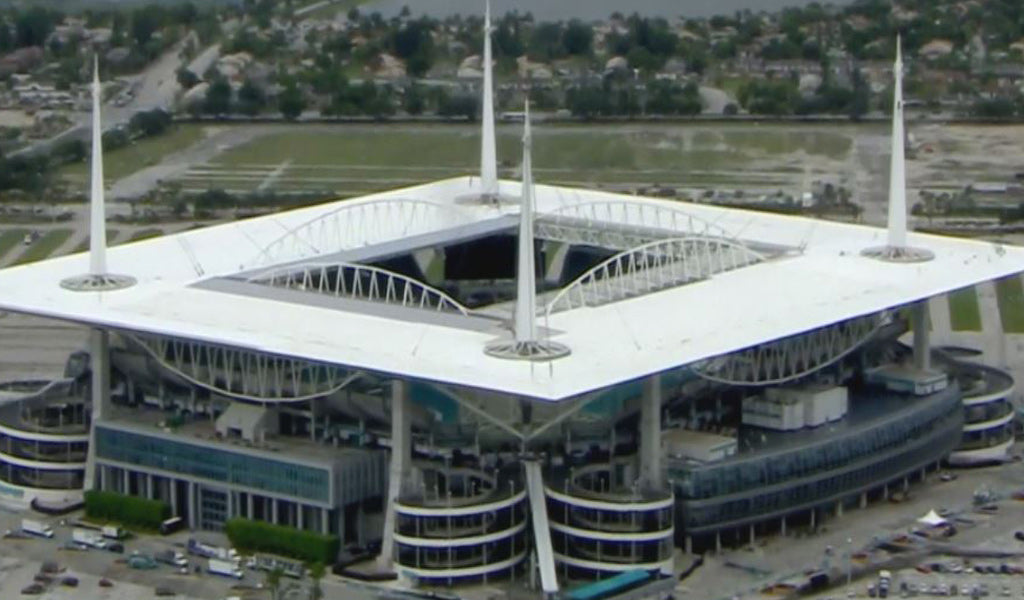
[[0, 228, 30, 261], [61, 125, 207, 184], [947, 286, 983, 332], [12, 229, 74, 265], [72, 229, 119, 253], [995, 275, 1024, 334], [168, 122, 857, 196], [127, 228, 164, 242]]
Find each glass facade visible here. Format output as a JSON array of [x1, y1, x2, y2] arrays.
[[95, 426, 330, 502], [671, 386, 963, 534]]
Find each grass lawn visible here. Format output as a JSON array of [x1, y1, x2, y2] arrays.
[[947, 286, 983, 331], [995, 275, 1024, 334], [61, 124, 207, 184], [200, 123, 854, 195], [72, 229, 118, 253], [127, 228, 164, 242], [12, 229, 74, 265], [0, 228, 30, 262]]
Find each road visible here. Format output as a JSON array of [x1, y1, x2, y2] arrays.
[[14, 33, 201, 158]]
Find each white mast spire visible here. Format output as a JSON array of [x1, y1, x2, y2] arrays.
[[886, 34, 906, 250], [513, 101, 536, 345], [89, 56, 108, 276], [862, 34, 932, 263], [483, 101, 568, 360], [479, 0, 498, 198], [61, 57, 135, 291]]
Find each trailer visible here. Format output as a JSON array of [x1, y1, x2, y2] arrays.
[[208, 558, 243, 579], [101, 525, 126, 540], [71, 528, 107, 550], [21, 519, 54, 538]]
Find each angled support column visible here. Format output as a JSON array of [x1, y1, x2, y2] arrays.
[[640, 374, 663, 490], [379, 379, 411, 568], [912, 301, 930, 371], [83, 329, 110, 492]]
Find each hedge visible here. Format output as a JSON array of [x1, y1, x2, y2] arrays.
[[84, 490, 170, 530], [224, 518, 340, 565]]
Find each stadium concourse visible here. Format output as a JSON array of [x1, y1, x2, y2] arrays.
[[0, 27, 1022, 599]]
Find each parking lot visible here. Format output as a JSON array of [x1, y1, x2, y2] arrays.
[[0, 509, 261, 599]]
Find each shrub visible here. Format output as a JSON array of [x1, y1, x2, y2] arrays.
[[84, 490, 169, 530], [224, 519, 339, 565]]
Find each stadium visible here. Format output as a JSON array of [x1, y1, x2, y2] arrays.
[[0, 26, 1022, 596]]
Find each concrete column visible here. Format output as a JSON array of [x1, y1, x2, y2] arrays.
[[640, 374, 663, 490], [749, 524, 755, 547], [903, 477, 909, 492], [146, 473, 153, 499], [685, 536, 692, 554], [810, 508, 816, 530], [322, 508, 329, 536], [247, 493, 254, 520], [781, 516, 787, 537], [912, 301, 930, 371], [271, 498, 279, 524], [187, 482, 196, 529], [83, 329, 110, 492], [836, 501, 843, 518], [882, 484, 889, 500], [297, 503, 304, 530], [860, 492, 867, 509], [227, 491, 235, 519], [310, 400, 317, 442], [122, 469, 129, 494], [715, 531, 721, 553], [170, 479, 178, 515], [379, 380, 411, 566]]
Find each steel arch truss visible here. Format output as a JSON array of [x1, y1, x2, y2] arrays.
[[248, 262, 470, 315], [251, 199, 472, 266], [545, 237, 765, 314], [691, 312, 889, 386], [536, 200, 742, 251], [127, 333, 361, 402]]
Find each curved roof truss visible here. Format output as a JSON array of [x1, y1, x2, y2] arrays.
[[251, 198, 473, 267], [691, 311, 890, 386], [248, 261, 471, 316], [126, 333, 362, 403], [536, 200, 743, 251], [546, 236, 765, 315]]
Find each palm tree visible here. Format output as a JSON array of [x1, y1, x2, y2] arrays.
[[307, 562, 325, 600], [265, 566, 284, 600]]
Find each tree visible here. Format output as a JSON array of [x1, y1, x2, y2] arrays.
[[563, 20, 593, 56], [391, 18, 434, 77], [203, 78, 232, 116], [279, 83, 306, 120], [129, 109, 172, 137], [404, 83, 425, 115], [307, 562, 325, 600], [527, 22, 563, 61], [437, 91, 478, 120], [176, 68, 200, 90], [15, 7, 56, 48], [236, 79, 266, 116], [130, 5, 163, 47]]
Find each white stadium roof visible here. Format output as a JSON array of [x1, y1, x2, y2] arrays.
[[1, 175, 1022, 402]]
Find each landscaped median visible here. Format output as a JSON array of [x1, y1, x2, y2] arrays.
[[224, 518, 339, 566]]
